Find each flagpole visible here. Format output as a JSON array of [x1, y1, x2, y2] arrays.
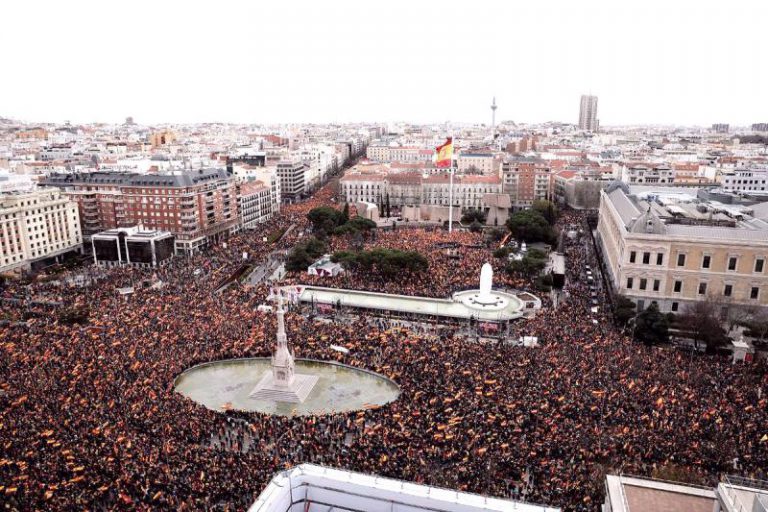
[[448, 133, 454, 233]]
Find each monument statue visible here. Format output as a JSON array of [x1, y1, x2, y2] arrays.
[[250, 291, 318, 403]]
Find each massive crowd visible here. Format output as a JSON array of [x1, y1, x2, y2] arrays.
[[1, 180, 766, 512]]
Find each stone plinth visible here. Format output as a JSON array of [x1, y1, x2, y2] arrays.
[[249, 372, 318, 403]]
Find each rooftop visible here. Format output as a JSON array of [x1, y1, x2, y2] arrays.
[[604, 183, 768, 241], [249, 464, 560, 512], [41, 168, 231, 188]]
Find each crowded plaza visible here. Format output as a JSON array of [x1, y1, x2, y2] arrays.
[[1, 180, 767, 512]]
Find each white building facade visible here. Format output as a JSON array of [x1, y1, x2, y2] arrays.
[[1, 189, 82, 272]]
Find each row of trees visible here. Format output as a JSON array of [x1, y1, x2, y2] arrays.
[[332, 248, 428, 278], [615, 296, 736, 353]]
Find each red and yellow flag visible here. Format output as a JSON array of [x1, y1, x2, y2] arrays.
[[434, 137, 453, 168]]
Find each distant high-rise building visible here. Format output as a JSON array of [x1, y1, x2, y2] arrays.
[[125, 116, 135, 125], [490, 96, 497, 138], [578, 95, 599, 132], [711, 123, 730, 133], [752, 123, 768, 132]]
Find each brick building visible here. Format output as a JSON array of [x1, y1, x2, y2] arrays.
[[42, 169, 238, 254]]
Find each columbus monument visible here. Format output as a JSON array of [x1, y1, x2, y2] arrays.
[[250, 292, 318, 403]]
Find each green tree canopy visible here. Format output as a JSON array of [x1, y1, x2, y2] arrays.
[[461, 209, 487, 225], [532, 199, 558, 225], [506, 209, 557, 244], [285, 237, 328, 272], [613, 295, 636, 325], [634, 302, 669, 346], [332, 248, 428, 278]]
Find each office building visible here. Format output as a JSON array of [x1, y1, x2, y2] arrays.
[[578, 95, 599, 132], [712, 123, 730, 134], [597, 182, 768, 314], [752, 123, 768, 132], [92, 226, 174, 267], [0, 189, 82, 272], [276, 161, 308, 202]]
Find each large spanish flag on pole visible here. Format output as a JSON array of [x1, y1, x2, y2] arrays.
[[434, 137, 453, 168]]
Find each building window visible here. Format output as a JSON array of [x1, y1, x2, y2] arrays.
[[656, 253, 663, 265], [677, 253, 686, 267], [639, 278, 647, 290], [728, 257, 738, 271], [724, 284, 733, 297], [755, 258, 764, 273], [702, 255, 711, 269], [653, 279, 660, 292], [629, 251, 636, 263], [671, 302, 679, 312], [751, 287, 760, 300], [642, 252, 650, 264], [626, 277, 634, 289], [698, 282, 707, 295]]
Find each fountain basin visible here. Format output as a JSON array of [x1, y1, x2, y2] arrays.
[[174, 358, 400, 416]]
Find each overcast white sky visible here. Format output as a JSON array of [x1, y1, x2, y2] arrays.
[[0, 0, 765, 126]]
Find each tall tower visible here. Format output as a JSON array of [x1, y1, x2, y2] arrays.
[[491, 97, 498, 139], [579, 95, 599, 132]]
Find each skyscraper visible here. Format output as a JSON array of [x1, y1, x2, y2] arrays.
[[578, 95, 599, 132]]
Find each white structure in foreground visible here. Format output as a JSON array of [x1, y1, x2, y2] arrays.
[[249, 464, 560, 512], [250, 293, 318, 403]]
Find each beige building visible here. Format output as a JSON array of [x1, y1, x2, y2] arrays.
[[597, 182, 768, 314], [1, 189, 82, 272], [340, 172, 502, 211], [457, 152, 501, 175]]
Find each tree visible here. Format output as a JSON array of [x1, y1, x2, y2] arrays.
[[493, 247, 511, 259], [532, 199, 558, 225], [469, 220, 483, 233], [506, 209, 556, 244], [286, 237, 327, 272], [613, 296, 636, 325], [676, 299, 729, 353], [633, 302, 669, 345], [307, 207, 345, 235], [331, 248, 428, 278], [461, 209, 487, 225], [385, 194, 391, 218], [507, 251, 547, 276], [341, 203, 350, 224]]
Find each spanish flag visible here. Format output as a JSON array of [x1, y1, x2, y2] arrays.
[[434, 137, 453, 168]]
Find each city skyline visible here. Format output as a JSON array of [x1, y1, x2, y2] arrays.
[[0, 0, 766, 126]]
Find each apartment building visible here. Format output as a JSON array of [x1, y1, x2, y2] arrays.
[[276, 161, 308, 202], [502, 158, 552, 207], [620, 163, 675, 184], [457, 152, 500, 175], [720, 167, 768, 192], [597, 182, 768, 314], [42, 169, 238, 254], [0, 189, 82, 272], [238, 180, 276, 229]]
